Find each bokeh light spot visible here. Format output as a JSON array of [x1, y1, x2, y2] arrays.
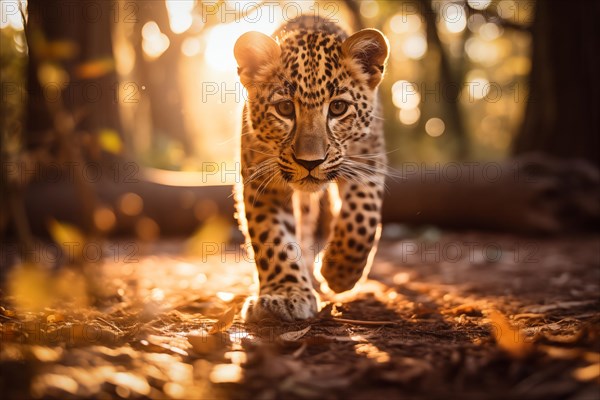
[[425, 118, 445, 137]]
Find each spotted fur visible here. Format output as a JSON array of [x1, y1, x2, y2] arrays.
[[234, 16, 389, 321]]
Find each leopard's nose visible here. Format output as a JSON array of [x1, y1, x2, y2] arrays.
[[292, 154, 326, 171]]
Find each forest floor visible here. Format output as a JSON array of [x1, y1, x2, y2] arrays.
[[1, 231, 599, 399]]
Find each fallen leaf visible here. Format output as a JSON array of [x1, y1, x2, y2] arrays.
[[8, 264, 53, 311], [141, 335, 189, 356], [31, 373, 79, 396], [108, 372, 151, 396], [47, 219, 86, 260], [279, 326, 311, 342], [75, 58, 114, 79], [98, 129, 123, 155], [29, 346, 63, 362], [488, 310, 533, 359], [47, 314, 65, 323], [0, 307, 16, 318], [188, 330, 229, 354], [573, 363, 600, 382], [209, 306, 236, 334], [186, 217, 232, 257]]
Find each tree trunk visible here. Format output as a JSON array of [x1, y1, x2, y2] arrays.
[[25, 0, 122, 153], [133, 0, 192, 156], [513, 0, 600, 168]]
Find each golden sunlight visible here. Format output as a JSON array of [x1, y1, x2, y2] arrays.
[[425, 117, 445, 137], [399, 107, 421, 125], [392, 80, 421, 110], [403, 33, 428, 60], [166, 0, 196, 34], [467, 0, 492, 11], [0, 0, 26, 30], [142, 21, 170, 60], [389, 13, 422, 34], [439, 4, 467, 34], [204, 13, 281, 71], [209, 364, 242, 383], [355, 343, 391, 363]]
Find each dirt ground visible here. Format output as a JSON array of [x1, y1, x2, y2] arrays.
[[1, 230, 599, 399]]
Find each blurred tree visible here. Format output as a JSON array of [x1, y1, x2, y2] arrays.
[[11, 0, 598, 237], [132, 0, 192, 157], [25, 0, 122, 155], [22, 0, 126, 236], [514, 0, 600, 168], [418, 0, 468, 158]]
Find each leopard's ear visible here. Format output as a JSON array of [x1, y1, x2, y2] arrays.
[[342, 29, 389, 89], [234, 31, 280, 87]]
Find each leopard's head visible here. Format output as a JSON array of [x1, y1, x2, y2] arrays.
[[234, 17, 389, 192]]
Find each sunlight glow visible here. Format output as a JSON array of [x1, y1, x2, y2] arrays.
[[389, 13, 422, 34], [497, 0, 517, 20], [204, 10, 281, 71], [465, 75, 491, 100], [150, 288, 165, 301], [163, 383, 185, 398], [209, 364, 242, 383], [191, 273, 208, 289], [402, 33, 428, 59], [181, 37, 202, 57], [425, 118, 445, 137], [393, 272, 410, 285], [355, 343, 391, 363], [229, 329, 250, 344], [142, 21, 170, 60], [94, 207, 116, 232], [166, 0, 196, 34], [111, 372, 151, 396], [442, 5, 467, 33], [175, 262, 196, 276], [467, 13, 486, 33], [216, 291, 234, 302], [392, 80, 421, 110], [398, 107, 421, 125], [225, 351, 247, 365], [467, 0, 492, 11], [330, 182, 343, 216], [465, 37, 499, 65], [0, 0, 26, 30], [360, 0, 379, 19], [119, 192, 143, 216], [479, 23, 501, 41]]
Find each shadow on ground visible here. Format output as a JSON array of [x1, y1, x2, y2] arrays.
[[0, 232, 599, 399]]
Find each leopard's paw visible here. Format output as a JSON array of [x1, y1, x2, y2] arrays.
[[321, 265, 362, 293], [242, 291, 317, 322]]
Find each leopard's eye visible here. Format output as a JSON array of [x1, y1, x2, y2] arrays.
[[329, 100, 349, 117], [274, 100, 295, 118]]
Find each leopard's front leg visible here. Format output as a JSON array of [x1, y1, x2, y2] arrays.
[[321, 177, 384, 292], [240, 170, 317, 322]]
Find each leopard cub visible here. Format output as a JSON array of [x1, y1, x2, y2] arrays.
[[234, 15, 389, 321]]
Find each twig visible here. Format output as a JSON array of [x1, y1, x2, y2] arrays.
[[292, 341, 308, 358], [96, 316, 123, 333], [0, 313, 17, 321], [331, 317, 395, 326]]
